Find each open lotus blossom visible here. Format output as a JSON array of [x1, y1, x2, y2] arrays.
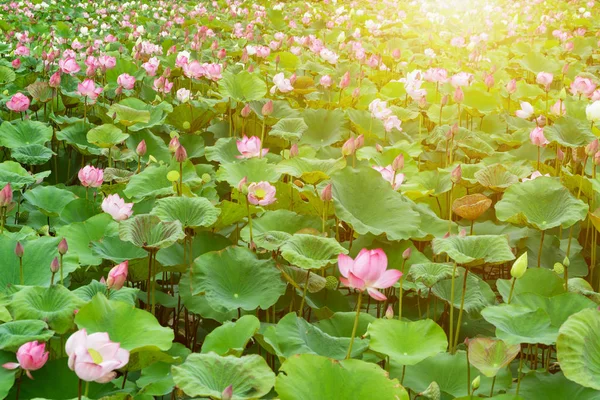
[[117, 73, 136, 90], [77, 79, 102, 100], [373, 165, 404, 190], [78, 165, 104, 188], [270, 72, 294, 94], [337, 248, 402, 301], [368, 99, 393, 120], [530, 127, 549, 147], [570, 76, 596, 98], [536, 71, 553, 90], [58, 57, 81, 75], [3, 341, 49, 379], [247, 181, 277, 206], [6, 93, 30, 112], [101, 194, 133, 221], [550, 100, 566, 116], [586, 101, 600, 123], [450, 72, 473, 88], [66, 329, 129, 383], [236, 135, 268, 158], [515, 101, 534, 119]]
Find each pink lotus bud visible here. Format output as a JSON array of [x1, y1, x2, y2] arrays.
[[562, 63, 570, 75], [451, 164, 462, 183], [169, 136, 180, 152], [594, 151, 600, 166], [459, 228, 467, 237], [49, 71, 61, 88], [402, 247, 412, 260], [237, 177, 248, 192], [2, 341, 49, 379], [248, 64, 254, 73], [106, 261, 128, 290], [376, 143, 384, 153], [453, 87, 464, 103], [290, 73, 297, 85], [530, 127, 549, 147], [275, 55, 280, 64], [12, 58, 21, 69], [392, 154, 404, 171], [15, 242, 24, 258], [355, 135, 364, 149], [136, 140, 147, 156], [175, 145, 188, 163], [557, 147, 565, 161], [586, 139, 599, 156], [241, 104, 251, 118], [320, 183, 332, 202], [217, 48, 227, 60], [0, 183, 13, 207], [222, 385, 233, 400], [352, 87, 360, 98], [391, 49, 401, 60], [58, 238, 68, 255], [441, 94, 449, 107], [261, 100, 273, 116], [339, 71, 351, 89], [50, 257, 59, 273], [536, 71, 553, 90], [341, 137, 356, 156], [385, 305, 394, 319], [484, 73, 494, 89], [506, 78, 517, 94], [290, 143, 299, 158]]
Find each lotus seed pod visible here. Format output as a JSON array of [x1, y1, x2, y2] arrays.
[[419, 381, 441, 400], [182, 121, 191, 130], [325, 275, 338, 290], [201, 173, 211, 183], [553, 262, 565, 275], [167, 170, 180, 182]]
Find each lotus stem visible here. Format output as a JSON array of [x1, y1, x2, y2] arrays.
[[259, 118, 266, 157], [466, 343, 471, 396], [401, 364, 406, 385], [507, 277, 516, 304], [151, 251, 157, 315], [537, 146, 540, 171], [0, 206, 5, 234], [19, 257, 23, 286], [298, 270, 310, 317], [448, 183, 454, 235], [78, 378, 82, 400], [448, 262, 457, 353], [537, 230, 545, 268], [345, 291, 363, 360], [516, 346, 525, 396], [178, 161, 183, 196], [398, 258, 406, 319], [59, 254, 64, 286], [453, 266, 469, 352], [246, 199, 253, 247], [490, 375, 496, 397], [146, 251, 153, 311]]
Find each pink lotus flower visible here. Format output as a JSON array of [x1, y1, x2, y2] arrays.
[[570, 76, 596, 98], [182, 60, 205, 80], [59, 57, 81, 75], [339, 71, 351, 89], [101, 194, 133, 221], [142, 57, 160, 76], [0, 183, 13, 207], [176, 51, 190, 68], [383, 116, 402, 133], [516, 101, 534, 119], [12, 58, 20, 69], [270, 72, 293, 95], [65, 329, 129, 383], [256, 46, 271, 58], [338, 248, 402, 301], [319, 75, 332, 88], [152, 76, 173, 93], [14, 45, 29, 56], [424, 68, 448, 83], [78, 165, 104, 188], [176, 88, 191, 103], [530, 127, 549, 147], [368, 99, 392, 120], [97, 55, 116, 71], [236, 136, 268, 158], [373, 165, 404, 190], [106, 261, 128, 290], [536, 72, 553, 90], [6, 93, 30, 112], [550, 100, 566, 116], [117, 73, 135, 90], [522, 171, 550, 182], [3, 341, 49, 379], [204, 63, 222, 81], [451, 72, 473, 88], [506, 79, 517, 94], [247, 181, 277, 206], [77, 79, 102, 100], [49, 71, 61, 88]]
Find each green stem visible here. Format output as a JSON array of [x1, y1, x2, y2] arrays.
[[537, 230, 545, 268], [490, 375, 496, 397], [449, 262, 457, 353], [298, 271, 310, 317], [84, 381, 89, 398], [259, 120, 266, 157], [246, 199, 253, 247], [19, 257, 23, 285], [453, 266, 469, 352], [398, 259, 406, 319], [345, 291, 363, 360], [178, 162, 183, 196], [507, 277, 516, 304], [151, 251, 157, 315], [516, 346, 525, 396], [59, 254, 64, 286]]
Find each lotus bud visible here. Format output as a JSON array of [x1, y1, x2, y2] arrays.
[[0, 183, 13, 207], [106, 261, 128, 290], [290, 73, 297, 85], [339, 71, 350, 89], [385, 305, 394, 319], [248, 64, 254, 73], [402, 247, 412, 260], [217, 48, 227, 60], [376, 143, 384, 153], [453, 87, 464, 103], [553, 262, 565, 275], [594, 151, 600, 166], [341, 137, 356, 156], [563, 256, 570, 268], [451, 164, 462, 184], [168, 136, 180, 152], [237, 177, 248, 193], [355, 134, 364, 149], [506, 78, 517, 94], [222, 385, 233, 400], [391, 48, 401, 60], [290, 143, 299, 158], [352, 87, 360, 98], [50, 257, 59, 273], [275, 55, 280, 65], [459, 228, 467, 237], [320, 183, 332, 202], [510, 252, 528, 279], [175, 145, 188, 163], [58, 238, 68, 255], [136, 140, 147, 156], [586, 139, 599, 156], [441, 94, 449, 107], [562, 63, 570, 75], [392, 154, 404, 171], [241, 103, 251, 118], [261, 100, 273, 116], [15, 242, 24, 258], [471, 376, 480, 390]]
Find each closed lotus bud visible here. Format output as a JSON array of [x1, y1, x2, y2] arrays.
[[352, 87, 360, 98], [58, 238, 68, 255], [175, 145, 188, 163], [510, 252, 528, 279], [222, 385, 233, 400], [237, 176, 248, 192], [136, 140, 147, 156], [453, 87, 464, 103], [169, 136, 180, 152], [385, 305, 394, 319], [459, 228, 467, 237], [553, 262, 565, 275], [275, 55, 280, 65], [15, 242, 24, 258], [290, 73, 297, 85], [0, 183, 13, 207], [341, 137, 356, 156], [241, 103, 251, 118], [261, 100, 273, 116], [50, 257, 60, 273], [562, 63, 570, 75], [506, 78, 517, 94], [586, 139, 599, 156], [471, 376, 481, 390], [355, 134, 364, 149], [376, 143, 384, 153], [441, 94, 449, 107], [563, 256, 570, 268], [392, 154, 404, 171], [320, 183, 332, 202], [290, 143, 299, 158], [451, 164, 462, 184], [339, 71, 350, 89], [594, 151, 600, 166], [391, 48, 401, 60], [402, 247, 412, 260]]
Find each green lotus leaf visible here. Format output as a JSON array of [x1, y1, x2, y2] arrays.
[[332, 167, 421, 241], [190, 246, 286, 311], [481, 304, 556, 345], [432, 235, 515, 266], [150, 196, 220, 229], [125, 130, 171, 163], [75, 294, 174, 354], [300, 109, 350, 148], [275, 354, 409, 400], [249, 99, 300, 120], [107, 102, 151, 127], [201, 315, 260, 357], [27, 81, 53, 103], [368, 318, 447, 365], [10, 285, 83, 334], [23, 185, 77, 217], [124, 163, 175, 201], [468, 337, 520, 378], [474, 164, 519, 192], [0, 351, 15, 399], [73, 279, 139, 306], [112, 98, 173, 132], [496, 268, 565, 302], [511, 292, 596, 328], [218, 70, 267, 102], [156, 231, 231, 268], [167, 102, 216, 133], [568, 278, 600, 303], [0, 320, 54, 351], [519, 51, 560, 74], [216, 157, 281, 186], [408, 263, 455, 288], [263, 312, 368, 360], [462, 86, 498, 114], [432, 268, 495, 313], [0, 120, 53, 148], [346, 109, 386, 139], [86, 123, 129, 148], [313, 312, 376, 338], [277, 157, 345, 185], [56, 213, 115, 266], [0, 65, 16, 85], [495, 177, 588, 230], [405, 169, 452, 196], [172, 353, 275, 399], [119, 214, 185, 251], [512, 371, 600, 400], [179, 272, 237, 323], [544, 116, 595, 148], [280, 234, 347, 270], [205, 137, 240, 164], [11, 144, 54, 165], [103, 167, 134, 183], [56, 122, 102, 155], [0, 160, 37, 188], [282, 265, 327, 293], [269, 118, 308, 141], [91, 234, 147, 263]]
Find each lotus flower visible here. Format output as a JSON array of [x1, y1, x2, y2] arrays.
[[536, 72, 553, 90], [236, 135, 268, 158], [3, 341, 49, 379], [65, 329, 129, 383], [372, 165, 404, 190], [59, 57, 81, 75], [247, 181, 276, 206], [530, 127, 549, 147], [117, 73, 136, 90], [570, 76, 596, 97], [77, 79, 102, 100], [586, 101, 600, 124], [78, 165, 104, 188], [270, 72, 294, 94], [515, 101, 534, 119], [106, 261, 128, 290], [6, 93, 30, 112], [337, 248, 402, 301], [101, 194, 133, 221]]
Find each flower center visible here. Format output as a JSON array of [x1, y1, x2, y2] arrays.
[[88, 349, 103, 364], [254, 189, 266, 199]]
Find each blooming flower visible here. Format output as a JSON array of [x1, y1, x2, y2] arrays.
[[78, 165, 104, 188], [586, 101, 600, 123], [373, 165, 404, 190], [536, 72, 553, 90], [117, 73, 135, 90], [176, 88, 191, 103], [522, 171, 550, 182], [142, 57, 160, 76], [65, 329, 129, 383], [2, 341, 49, 379], [530, 127, 549, 147], [101, 194, 133, 221], [59, 57, 81, 75], [6, 93, 30, 112], [383, 116, 402, 133], [247, 181, 277, 206], [77, 79, 102, 100], [570, 76, 596, 97], [451, 72, 473, 88], [516, 101, 534, 119], [368, 99, 392, 120], [270, 72, 294, 95], [337, 248, 402, 301], [236, 136, 268, 158]]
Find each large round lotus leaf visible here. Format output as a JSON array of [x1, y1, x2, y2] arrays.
[[75, 294, 174, 353], [433, 269, 495, 313], [0, 320, 54, 351], [275, 354, 409, 400], [56, 122, 102, 155], [156, 231, 231, 268], [404, 169, 452, 197], [107, 102, 151, 127], [218, 70, 267, 102], [201, 315, 260, 357], [216, 158, 281, 186], [124, 164, 175, 201], [395, 351, 512, 398], [568, 278, 600, 303], [432, 235, 515, 266], [150, 196, 220, 229], [512, 292, 596, 328], [27, 81, 53, 103], [263, 312, 368, 360], [544, 116, 595, 148], [91, 234, 148, 263], [300, 109, 350, 148], [86, 123, 129, 148], [313, 312, 376, 338], [23, 185, 77, 217], [468, 337, 520, 378], [10, 285, 83, 334], [12, 144, 54, 165], [332, 167, 421, 241], [276, 157, 345, 185], [0, 65, 16, 85], [283, 265, 327, 293], [73, 279, 139, 306], [495, 177, 588, 230], [190, 246, 286, 311], [0, 160, 38, 188], [0, 351, 16, 399], [510, 371, 600, 400], [588, 208, 600, 233], [481, 304, 556, 345], [57, 213, 115, 266], [239, 210, 322, 251], [408, 263, 455, 288], [205, 138, 240, 164], [119, 214, 185, 251], [557, 308, 600, 390], [111, 98, 172, 132], [179, 272, 237, 323], [452, 193, 492, 220], [172, 353, 275, 399], [474, 164, 519, 192], [496, 268, 564, 302], [280, 234, 347, 270], [367, 318, 447, 365], [0, 120, 53, 148], [269, 118, 308, 141]]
